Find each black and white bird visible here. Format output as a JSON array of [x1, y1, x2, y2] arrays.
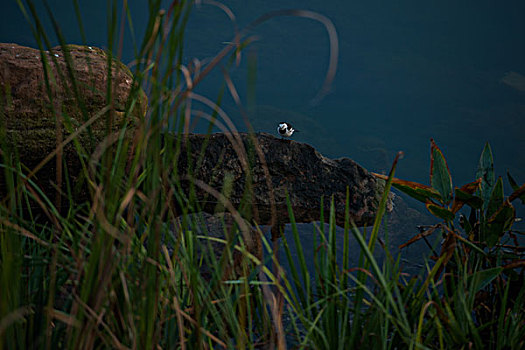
[[277, 122, 297, 139]]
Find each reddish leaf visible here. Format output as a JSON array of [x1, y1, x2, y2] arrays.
[[459, 178, 482, 194], [503, 260, 525, 269], [399, 224, 439, 249], [372, 173, 441, 203], [509, 183, 525, 204], [450, 178, 482, 213]]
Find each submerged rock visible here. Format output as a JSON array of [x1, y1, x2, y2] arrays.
[[170, 212, 263, 280]]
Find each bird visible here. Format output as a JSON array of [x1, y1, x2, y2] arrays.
[[277, 122, 297, 139]]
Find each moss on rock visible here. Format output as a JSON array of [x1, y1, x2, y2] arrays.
[[0, 43, 147, 204]]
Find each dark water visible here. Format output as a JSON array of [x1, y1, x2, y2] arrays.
[[2, 1, 524, 228]]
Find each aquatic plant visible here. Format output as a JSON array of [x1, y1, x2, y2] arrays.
[[373, 139, 525, 349]]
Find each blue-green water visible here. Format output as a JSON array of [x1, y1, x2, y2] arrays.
[[2, 1, 524, 219]]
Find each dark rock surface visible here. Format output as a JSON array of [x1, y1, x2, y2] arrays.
[[173, 132, 393, 229], [0, 43, 146, 200]]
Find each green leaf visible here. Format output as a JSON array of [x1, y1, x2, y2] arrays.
[[484, 199, 515, 247], [372, 173, 441, 203], [509, 184, 525, 205], [507, 171, 520, 191], [430, 139, 453, 204], [467, 267, 503, 293], [459, 214, 473, 235], [486, 177, 504, 219], [426, 201, 455, 221], [507, 171, 525, 205], [476, 142, 495, 211]]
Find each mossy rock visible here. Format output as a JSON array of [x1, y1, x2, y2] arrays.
[[0, 43, 147, 208]]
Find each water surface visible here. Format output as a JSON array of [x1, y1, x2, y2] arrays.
[[2, 0, 524, 228]]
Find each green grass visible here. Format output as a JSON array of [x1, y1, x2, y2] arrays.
[[1, 1, 524, 348]]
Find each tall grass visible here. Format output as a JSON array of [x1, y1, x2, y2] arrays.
[[1, 1, 524, 349]]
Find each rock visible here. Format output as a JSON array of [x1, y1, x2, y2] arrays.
[[172, 132, 392, 231], [0, 43, 146, 202], [170, 212, 263, 280]]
